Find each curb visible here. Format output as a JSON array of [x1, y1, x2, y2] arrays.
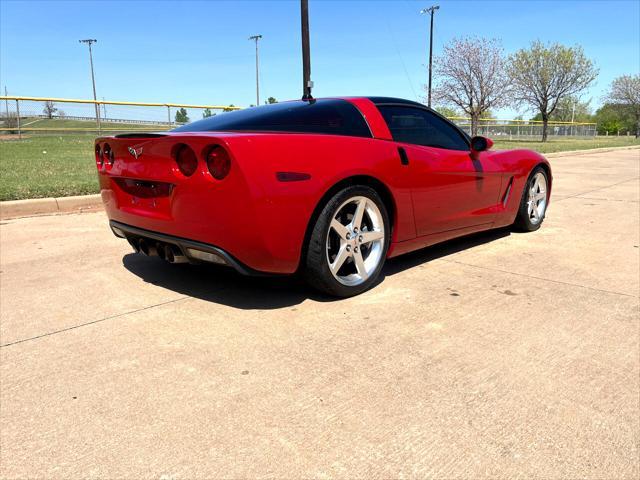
[[546, 145, 640, 158], [0, 194, 102, 220]]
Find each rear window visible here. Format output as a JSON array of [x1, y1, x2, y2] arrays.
[[173, 99, 371, 138]]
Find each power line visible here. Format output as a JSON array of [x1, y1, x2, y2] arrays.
[[385, 21, 419, 102]]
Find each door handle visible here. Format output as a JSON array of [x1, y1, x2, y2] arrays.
[[398, 147, 409, 166]]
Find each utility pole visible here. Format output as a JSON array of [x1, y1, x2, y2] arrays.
[[420, 5, 439, 108], [301, 0, 313, 100], [79, 39, 101, 132], [248, 35, 262, 106]]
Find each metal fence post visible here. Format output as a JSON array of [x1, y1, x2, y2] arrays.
[[15, 99, 21, 139], [96, 100, 102, 135], [167, 106, 171, 126]]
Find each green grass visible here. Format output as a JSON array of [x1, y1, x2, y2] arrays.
[[6, 117, 170, 132], [0, 134, 638, 201], [492, 136, 639, 153], [0, 135, 98, 200]]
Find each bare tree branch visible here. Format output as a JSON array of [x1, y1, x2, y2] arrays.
[[431, 37, 510, 136]]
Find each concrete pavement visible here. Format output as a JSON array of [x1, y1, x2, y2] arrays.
[[1, 149, 638, 478]]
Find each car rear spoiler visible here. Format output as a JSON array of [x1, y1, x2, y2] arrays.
[[114, 133, 168, 139]]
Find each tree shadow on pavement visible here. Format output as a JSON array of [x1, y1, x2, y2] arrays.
[[122, 228, 511, 310]]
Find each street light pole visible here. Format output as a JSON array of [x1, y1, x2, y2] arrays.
[[79, 39, 101, 132], [420, 5, 439, 108], [248, 35, 262, 106], [301, 0, 313, 100]]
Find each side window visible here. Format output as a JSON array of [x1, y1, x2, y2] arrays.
[[378, 106, 469, 151]]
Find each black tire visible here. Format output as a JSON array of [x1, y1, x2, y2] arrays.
[[304, 185, 390, 297], [513, 166, 549, 232]]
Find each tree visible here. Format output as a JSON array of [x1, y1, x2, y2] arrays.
[[594, 104, 636, 135], [4, 112, 18, 133], [605, 74, 640, 138], [266, 97, 277, 104], [43, 101, 57, 119], [434, 106, 460, 119], [508, 41, 598, 141], [222, 104, 236, 112], [175, 108, 189, 123], [202, 108, 214, 118], [530, 96, 593, 123], [432, 37, 510, 136]]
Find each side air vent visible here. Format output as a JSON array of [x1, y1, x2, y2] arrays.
[[502, 176, 515, 207]]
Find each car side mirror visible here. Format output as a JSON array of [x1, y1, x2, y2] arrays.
[[470, 136, 493, 152]]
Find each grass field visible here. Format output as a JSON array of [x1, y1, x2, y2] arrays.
[[493, 136, 640, 153], [0, 134, 638, 201], [0, 135, 97, 200], [5, 117, 171, 132]]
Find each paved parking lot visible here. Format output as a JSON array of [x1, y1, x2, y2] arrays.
[[1, 149, 639, 478]]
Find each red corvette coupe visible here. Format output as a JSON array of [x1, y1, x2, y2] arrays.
[[96, 97, 551, 297]]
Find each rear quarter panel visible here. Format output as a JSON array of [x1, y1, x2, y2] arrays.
[[222, 133, 415, 271]]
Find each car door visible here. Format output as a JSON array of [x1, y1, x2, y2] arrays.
[[377, 105, 503, 237]]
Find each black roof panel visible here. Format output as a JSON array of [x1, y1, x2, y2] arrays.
[[366, 97, 429, 109]]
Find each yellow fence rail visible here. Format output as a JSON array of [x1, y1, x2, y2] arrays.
[[0, 95, 597, 138], [0, 95, 243, 138], [0, 95, 241, 110]]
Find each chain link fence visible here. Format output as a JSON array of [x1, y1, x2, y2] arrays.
[[0, 96, 240, 137], [450, 117, 597, 138], [0, 96, 599, 139]]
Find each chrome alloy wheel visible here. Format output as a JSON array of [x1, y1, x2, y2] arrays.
[[527, 172, 548, 225], [326, 196, 385, 286]]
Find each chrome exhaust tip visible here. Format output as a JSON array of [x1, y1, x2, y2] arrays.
[[164, 244, 188, 263], [138, 239, 158, 257]]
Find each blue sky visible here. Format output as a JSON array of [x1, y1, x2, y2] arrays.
[[1, 0, 639, 118]]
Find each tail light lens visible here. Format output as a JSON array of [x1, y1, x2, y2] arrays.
[[206, 146, 231, 180], [103, 143, 114, 167], [95, 144, 103, 167], [175, 145, 198, 176]]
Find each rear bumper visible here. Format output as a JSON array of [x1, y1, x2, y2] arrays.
[[110, 220, 268, 276]]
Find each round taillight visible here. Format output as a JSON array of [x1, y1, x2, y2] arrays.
[[95, 144, 103, 167], [175, 145, 198, 176], [206, 146, 231, 180], [103, 143, 113, 166]]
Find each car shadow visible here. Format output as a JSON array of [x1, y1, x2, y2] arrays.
[[122, 228, 511, 310], [382, 227, 510, 277]]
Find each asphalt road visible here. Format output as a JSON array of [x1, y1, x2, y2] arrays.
[[1, 149, 638, 479]]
